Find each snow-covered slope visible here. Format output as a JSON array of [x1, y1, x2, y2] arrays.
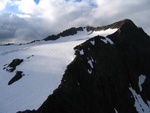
[[0, 28, 117, 113]]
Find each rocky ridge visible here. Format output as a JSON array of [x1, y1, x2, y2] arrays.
[[18, 19, 150, 113]]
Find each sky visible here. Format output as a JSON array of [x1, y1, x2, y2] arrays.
[[0, 0, 150, 44]]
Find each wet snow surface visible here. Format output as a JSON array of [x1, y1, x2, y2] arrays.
[[0, 28, 117, 113]]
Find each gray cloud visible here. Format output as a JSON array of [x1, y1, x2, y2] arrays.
[[0, 0, 150, 44], [0, 13, 43, 44]]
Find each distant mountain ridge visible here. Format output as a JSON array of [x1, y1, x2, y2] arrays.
[[0, 19, 146, 46], [18, 19, 150, 113], [44, 27, 84, 41], [44, 19, 140, 41]]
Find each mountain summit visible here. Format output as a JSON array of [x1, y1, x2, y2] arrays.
[[44, 19, 139, 41], [19, 19, 150, 113], [1, 19, 150, 113], [36, 19, 150, 113]]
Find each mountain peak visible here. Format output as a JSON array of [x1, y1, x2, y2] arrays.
[[86, 19, 137, 31], [18, 19, 150, 113], [111, 19, 137, 28], [2, 19, 150, 113], [44, 19, 139, 41], [112, 19, 137, 29], [107, 19, 149, 45], [117, 19, 138, 31]]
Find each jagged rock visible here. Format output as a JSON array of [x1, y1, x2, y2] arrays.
[[86, 19, 136, 31], [18, 19, 150, 113], [4, 58, 23, 72], [8, 71, 24, 85], [44, 27, 83, 41]]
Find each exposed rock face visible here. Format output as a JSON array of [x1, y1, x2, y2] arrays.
[[44, 27, 83, 41], [86, 19, 136, 31], [8, 71, 24, 85], [18, 19, 150, 113], [4, 58, 23, 72]]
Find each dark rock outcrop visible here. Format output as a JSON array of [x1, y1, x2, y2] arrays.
[[86, 19, 136, 31], [44, 27, 83, 41], [8, 71, 24, 85], [4, 58, 23, 72], [18, 19, 150, 113]]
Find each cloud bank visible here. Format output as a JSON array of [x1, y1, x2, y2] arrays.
[[0, 0, 150, 44]]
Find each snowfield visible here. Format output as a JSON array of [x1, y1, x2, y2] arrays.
[[0, 28, 118, 113]]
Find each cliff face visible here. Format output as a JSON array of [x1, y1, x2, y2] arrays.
[[18, 19, 150, 113]]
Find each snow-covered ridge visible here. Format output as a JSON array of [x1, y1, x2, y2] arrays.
[[52, 27, 118, 43], [0, 27, 117, 113]]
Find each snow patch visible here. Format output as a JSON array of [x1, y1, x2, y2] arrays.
[[77, 81, 80, 86], [88, 69, 92, 74], [80, 49, 84, 55], [90, 40, 95, 45], [100, 37, 114, 45], [138, 74, 146, 92], [129, 87, 150, 113], [88, 60, 94, 69], [87, 57, 94, 75], [92, 28, 118, 37], [114, 108, 118, 113]]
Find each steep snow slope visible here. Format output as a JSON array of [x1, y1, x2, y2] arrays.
[[0, 28, 117, 113]]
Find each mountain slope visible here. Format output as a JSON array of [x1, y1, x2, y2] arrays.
[[18, 19, 150, 113], [0, 22, 118, 113]]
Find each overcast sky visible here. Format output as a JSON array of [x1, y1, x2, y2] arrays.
[[0, 0, 150, 44]]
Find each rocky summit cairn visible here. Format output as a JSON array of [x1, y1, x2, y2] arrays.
[[18, 19, 150, 113]]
